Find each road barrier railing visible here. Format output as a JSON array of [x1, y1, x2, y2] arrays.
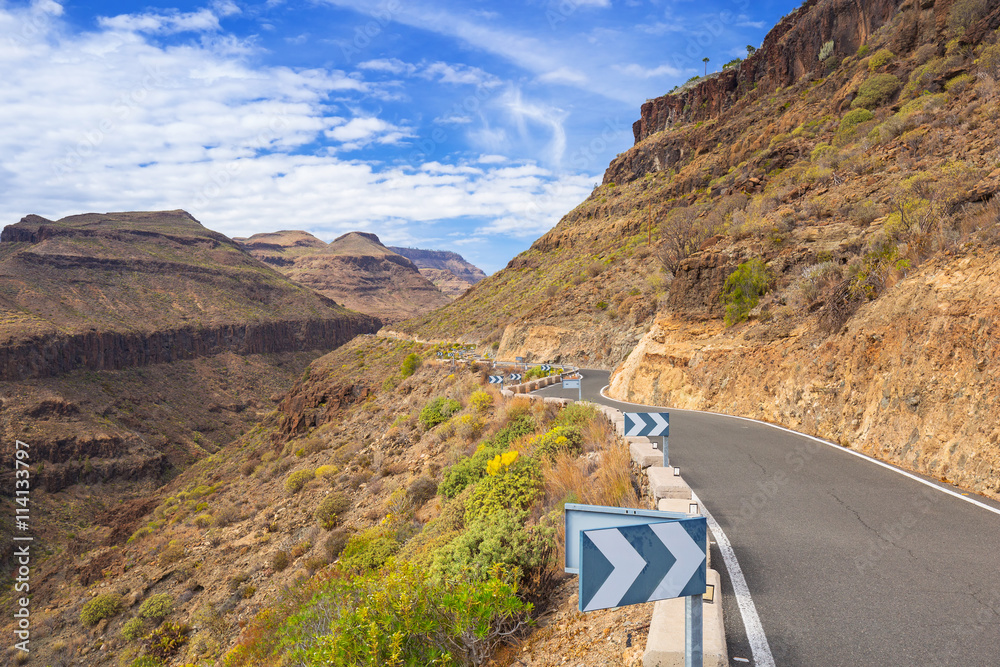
[[500, 379, 729, 666]]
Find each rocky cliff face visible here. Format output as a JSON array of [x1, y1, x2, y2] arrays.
[[0, 211, 380, 376], [388, 246, 488, 285], [632, 0, 908, 144], [610, 250, 1000, 499], [240, 230, 453, 322], [0, 317, 375, 381]]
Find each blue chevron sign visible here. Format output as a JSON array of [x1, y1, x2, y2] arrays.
[[487, 375, 504, 384], [540, 364, 552, 371], [508, 373, 522, 382], [579, 517, 706, 612], [624, 412, 669, 437]]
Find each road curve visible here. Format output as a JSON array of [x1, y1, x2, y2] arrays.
[[532, 369, 1000, 666]]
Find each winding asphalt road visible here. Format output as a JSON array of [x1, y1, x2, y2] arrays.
[[533, 369, 1000, 666]]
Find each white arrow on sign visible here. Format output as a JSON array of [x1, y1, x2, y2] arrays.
[[579, 517, 706, 612], [582, 527, 647, 612], [649, 522, 707, 600], [624, 412, 669, 437]]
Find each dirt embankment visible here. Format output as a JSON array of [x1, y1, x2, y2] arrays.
[[609, 250, 1000, 498]]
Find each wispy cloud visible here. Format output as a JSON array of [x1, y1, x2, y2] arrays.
[[0, 3, 593, 272], [615, 63, 684, 79], [359, 58, 501, 88], [320, 0, 634, 103], [99, 8, 222, 34]]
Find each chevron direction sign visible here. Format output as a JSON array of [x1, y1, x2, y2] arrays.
[[624, 412, 669, 437], [508, 373, 522, 382], [540, 364, 552, 371], [487, 375, 504, 384], [579, 517, 706, 612]]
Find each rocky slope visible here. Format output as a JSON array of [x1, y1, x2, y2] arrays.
[[389, 246, 488, 296], [610, 249, 1000, 497], [0, 211, 380, 378], [2, 334, 645, 666], [239, 230, 454, 322], [405, 0, 1000, 497], [0, 212, 379, 659]]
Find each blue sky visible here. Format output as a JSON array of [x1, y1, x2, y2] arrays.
[[0, 0, 799, 273]]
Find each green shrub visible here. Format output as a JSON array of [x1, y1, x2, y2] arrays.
[[851, 74, 901, 109], [193, 513, 213, 528], [138, 593, 174, 621], [430, 509, 554, 584], [868, 48, 894, 70], [553, 403, 597, 428], [315, 464, 339, 482], [810, 143, 836, 163], [522, 365, 550, 381], [418, 396, 461, 429], [491, 414, 536, 449], [271, 550, 290, 572], [129, 658, 164, 667], [80, 593, 122, 626], [273, 563, 531, 666], [948, 0, 990, 35], [338, 527, 401, 571], [532, 425, 584, 460], [284, 469, 315, 494], [721, 258, 773, 326], [438, 415, 537, 498], [469, 389, 493, 413], [839, 108, 874, 132], [407, 476, 438, 506], [857, 44, 870, 57], [400, 353, 422, 378], [324, 529, 352, 561], [945, 73, 974, 94], [464, 456, 542, 522], [979, 43, 1000, 79], [121, 617, 145, 641], [146, 621, 189, 660], [818, 40, 834, 61], [315, 492, 351, 530]]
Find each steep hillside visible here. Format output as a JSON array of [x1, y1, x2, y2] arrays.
[[389, 246, 488, 296], [239, 230, 453, 322], [405, 0, 1000, 495], [4, 335, 643, 666], [0, 212, 380, 662], [0, 211, 379, 379]]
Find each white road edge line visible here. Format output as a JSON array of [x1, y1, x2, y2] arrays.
[[692, 488, 775, 667], [591, 381, 774, 666], [597, 382, 1000, 518]]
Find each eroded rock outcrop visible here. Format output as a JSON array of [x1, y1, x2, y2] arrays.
[[610, 251, 1000, 498]]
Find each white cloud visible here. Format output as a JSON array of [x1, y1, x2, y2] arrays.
[[422, 61, 500, 87], [0, 4, 591, 255], [501, 88, 567, 165], [359, 58, 501, 88], [319, 0, 635, 103], [358, 58, 416, 75], [637, 22, 686, 35], [212, 0, 242, 17], [325, 117, 413, 149], [99, 8, 222, 34], [615, 63, 683, 78], [537, 67, 588, 86]]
